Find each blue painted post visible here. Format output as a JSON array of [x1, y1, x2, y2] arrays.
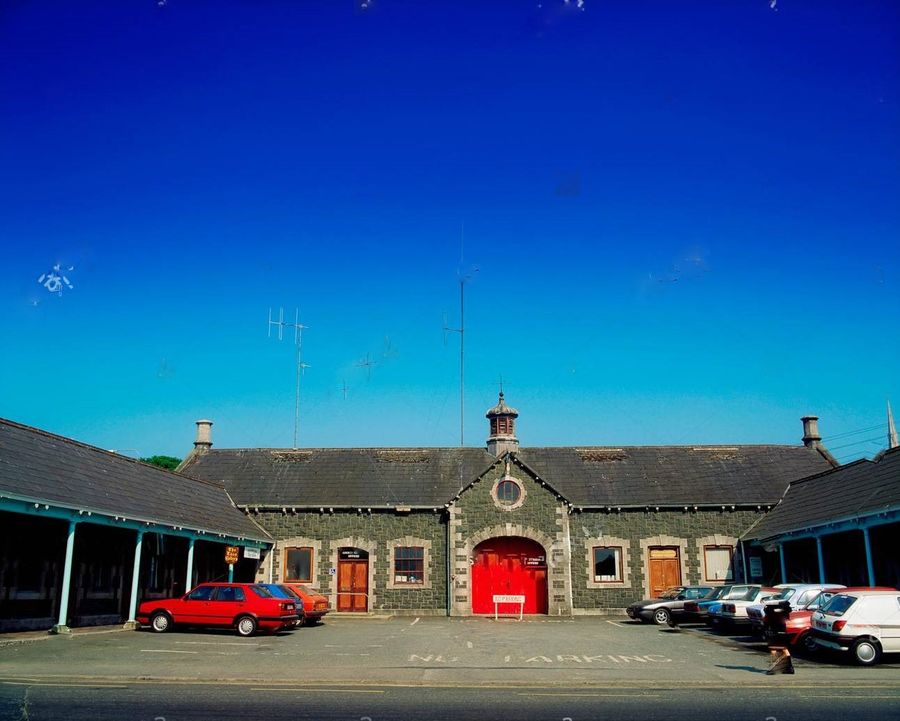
[[124, 530, 144, 629], [862, 527, 876, 586], [779, 543, 787, 584], [52, 520, 78, 634], [228, 563, 234, 582], [816, 536, 826, 583], [185, 538, 195, 593]]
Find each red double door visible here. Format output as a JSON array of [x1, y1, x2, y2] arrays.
[[471, 537, 548, 615]]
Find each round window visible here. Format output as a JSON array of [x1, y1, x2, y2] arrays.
[[496, 479, 521, 505]]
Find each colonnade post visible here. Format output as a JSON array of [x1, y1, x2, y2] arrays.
[[50, 520, 78, 634]]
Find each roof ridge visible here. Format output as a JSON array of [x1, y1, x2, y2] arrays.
[[0, 416, 229, 492]]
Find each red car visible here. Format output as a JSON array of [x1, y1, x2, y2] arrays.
[[137, 582, 299, 637], [284, 583, 330, 625], [764, 586, 895, 652]]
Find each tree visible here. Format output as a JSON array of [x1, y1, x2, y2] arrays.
[[140, 455, 182, 471]]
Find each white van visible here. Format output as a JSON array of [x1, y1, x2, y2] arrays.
[[810, 590, 900, 665]]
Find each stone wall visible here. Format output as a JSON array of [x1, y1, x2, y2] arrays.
[[570, 508, 763, 613], [252, 509, 447, 615], [450, 459, 573, 616]]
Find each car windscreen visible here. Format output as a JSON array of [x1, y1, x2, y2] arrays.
[[659, 588, 682, 599], [260, 584, 293, 599], [821, 595, 857, 616], [250, 585, 275, 598], [803, 591, 835, 610], [773, 587, 795, 600], [737, 587, 760, 601]]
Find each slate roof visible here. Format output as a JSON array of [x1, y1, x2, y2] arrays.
[[743, 446, 900, 541], [180, 443, 833, 508], [0, 418, 269, 541], [516, 446, 833, 506], [178, 447, 498, 507]]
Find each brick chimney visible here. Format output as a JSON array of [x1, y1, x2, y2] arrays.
[[194, 419, 213, 451]]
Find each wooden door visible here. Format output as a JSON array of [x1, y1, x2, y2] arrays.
[[337, 558, 368, 612], [648, 547, 681, 598]]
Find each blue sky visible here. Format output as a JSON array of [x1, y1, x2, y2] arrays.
[[1, 0, 898, 463]]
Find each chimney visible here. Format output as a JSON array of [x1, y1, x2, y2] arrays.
[[194, 419, 213, 451], [801, 416, 821, 448]]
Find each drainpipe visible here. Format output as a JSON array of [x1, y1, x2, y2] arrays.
[[862, 527, 876, 586], [51, 520, 78, 634], [739, 540, 749, 583], [124, 530, 145, 629], [779, 543, 787, 584]]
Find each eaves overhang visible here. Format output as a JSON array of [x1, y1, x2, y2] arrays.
[[0, 491, 272, 547], [743, 504, 900, 546]]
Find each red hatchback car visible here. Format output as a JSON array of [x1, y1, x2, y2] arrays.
[[137, 582, 299, 637]]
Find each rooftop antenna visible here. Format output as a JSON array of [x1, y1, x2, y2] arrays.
[[443, 223, 478, 447], [356, 352, 377, 379], [267, 307, 310, 449]]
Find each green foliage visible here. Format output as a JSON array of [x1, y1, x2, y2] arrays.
[[140, 455, 182, 471]]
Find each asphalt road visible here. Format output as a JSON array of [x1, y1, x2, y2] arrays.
[[2, 617, 899, 720], [1, 680, 900, 721]]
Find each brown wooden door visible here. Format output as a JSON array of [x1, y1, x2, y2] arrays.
[[337, 559, 368, 612], [648, 547, 681, 598]]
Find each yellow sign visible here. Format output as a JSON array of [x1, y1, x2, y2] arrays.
[[225, 546, 240, 564]]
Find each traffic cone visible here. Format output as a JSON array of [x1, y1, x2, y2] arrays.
[[765, 646, 795, 675]]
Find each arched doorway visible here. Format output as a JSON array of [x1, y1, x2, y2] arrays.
[[471, 537, 548, 615]]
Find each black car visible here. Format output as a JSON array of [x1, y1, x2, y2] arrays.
[[626, 586, 716, 625]]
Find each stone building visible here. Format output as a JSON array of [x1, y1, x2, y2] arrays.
[[0, 418, 268, 632], [179, 394, 835, 616], [743, 443, 900, 589]]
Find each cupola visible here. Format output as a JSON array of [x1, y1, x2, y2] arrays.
[[486, 391, 519, 456]]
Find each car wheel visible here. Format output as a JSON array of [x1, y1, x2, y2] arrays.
[[850, 638, 882, 666], [797, 631, 816, 655], [653, 608, 672, 626], [236, 615, 258, 637], [150, 611, 171, 633]]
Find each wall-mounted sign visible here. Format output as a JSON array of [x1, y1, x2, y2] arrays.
[[339, 548, 369, 560], [749, 556, 763, 579], [224, 546, 240, 564], [329, 567, 337, 575], [524, 556, 546, 567], [243, 547, 261, 560]]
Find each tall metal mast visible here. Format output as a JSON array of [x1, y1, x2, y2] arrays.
[[268, 307, 310, 449], [443, 226, 477, 447]]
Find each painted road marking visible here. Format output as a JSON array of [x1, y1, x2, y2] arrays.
[[140, 649, 199, 654], [520, 693, 662, 698], [251, 688, 384, 694], [0, 681, 129, 689], [467, 641, 474, 649], [174, 641, 253, 647], [410, 618, 420, 626], [605, 620, 624, 627]]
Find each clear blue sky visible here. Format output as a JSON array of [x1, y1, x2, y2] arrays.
[[2, 0, 898, 463]]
